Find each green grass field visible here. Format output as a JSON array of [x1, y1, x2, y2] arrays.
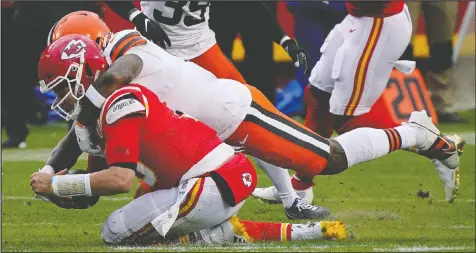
[[2, 110, 475, 252]]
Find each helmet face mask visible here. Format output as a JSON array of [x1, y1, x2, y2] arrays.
[[38, 34, 108, 121], [42, 63, 85, 121]]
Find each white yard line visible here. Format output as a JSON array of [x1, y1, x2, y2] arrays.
[[112, 244, 343, 251], [373, 246, 473, 252], [112, 244, 475, 252], [2, 149, 88, 162]]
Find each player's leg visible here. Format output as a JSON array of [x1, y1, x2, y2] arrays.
[[225, 21, 350, 178], [101, 177, 246, 246], [191, 46, 314, 218], [175, 216, 346, 244], [226, 84, 331, 178], [101, 185, 180, 245], [324, 110, 462, 176], [190, 44, 247, 84], [101, 153, 255, 245], [291, 16, 351, 189]]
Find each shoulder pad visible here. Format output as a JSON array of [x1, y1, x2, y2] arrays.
[[105, 93, 146, 125], [103, 29, 148, 64]]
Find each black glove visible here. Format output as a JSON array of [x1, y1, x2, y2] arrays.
[[282, 39, 311, 76], [45, 195, 99, 209], [132, 12, 171, 49]]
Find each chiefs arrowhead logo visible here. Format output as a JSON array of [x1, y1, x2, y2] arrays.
[[61, 39, 87, 60], [242, 173, 252, 187]]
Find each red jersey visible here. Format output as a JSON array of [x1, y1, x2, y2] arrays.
[[97, 84, 223, 190], [346, 1, 404, 18]]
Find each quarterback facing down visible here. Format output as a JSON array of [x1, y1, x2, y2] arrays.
[[31, 34, 346, 245]]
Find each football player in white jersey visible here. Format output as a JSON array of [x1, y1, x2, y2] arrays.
[[40, 12, 462, 219], [33, 34, 347, 245], [102, 1, 319, 216], [105, 1, 310, 74], [50, 9, 326, 218], [45, 11, 331, 220]]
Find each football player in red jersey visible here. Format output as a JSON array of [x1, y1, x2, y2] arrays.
[[254, 1, 463, 204], [46, 10, 325, 220], [44, 11, 332, 220], [38, 9, 462, 208], [30, 35, 346, 245], [35, 29, 461, 214]]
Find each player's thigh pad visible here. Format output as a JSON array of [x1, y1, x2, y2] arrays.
[[169, 177, 245, 235], [101, 187, 179, 244], [329, 7, 412, 116], [308, 17, 350, 93]]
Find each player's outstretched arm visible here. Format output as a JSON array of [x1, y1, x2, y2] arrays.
[[88, 166, 136, 195], [31, 114, 143, 198], [105, 1, 171, 48], [40, 123, 82, 175], [253, 1, 311, 75]]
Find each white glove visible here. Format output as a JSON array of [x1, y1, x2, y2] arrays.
[[74, 122, 103, 157]]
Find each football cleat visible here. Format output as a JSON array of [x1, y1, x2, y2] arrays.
[[407, 110, 441, 150], [227, 216, 253, 243], [252, 185, 314, 204], [319, 221, 347, 240], [433, 159, 461, 203], [408, 111, 463, 170], [285, 198, 330, 220]]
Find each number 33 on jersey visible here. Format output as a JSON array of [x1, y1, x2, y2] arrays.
[[140, 1, 215, 59]]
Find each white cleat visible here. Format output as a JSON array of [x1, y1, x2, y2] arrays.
[[408, 111, 463, 170], [407, 110, 440, 150], [252, 186, 314, 204], [433, 159, 460, 203]]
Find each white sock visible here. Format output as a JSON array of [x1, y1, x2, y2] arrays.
[[334, 126, 427, 167], [254, 157, 298, 208], [290, 222, 322, 241], [394, 124, 427, 149]]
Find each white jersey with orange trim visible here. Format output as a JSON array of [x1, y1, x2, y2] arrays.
[[102, 29, 252, 140], [140, 1, 215, 60]]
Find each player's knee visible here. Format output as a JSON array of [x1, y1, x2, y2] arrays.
[[321, 139, 348, 175], [101, 209, 128, 245]]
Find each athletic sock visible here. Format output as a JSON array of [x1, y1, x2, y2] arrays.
[[254, 157, 298, 208], [334, 125, 426, 167]]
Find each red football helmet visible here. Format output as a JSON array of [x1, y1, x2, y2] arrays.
[[38, 34, 108, 120]]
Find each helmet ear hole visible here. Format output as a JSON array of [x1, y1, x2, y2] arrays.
[[85, 63, 93, 77]]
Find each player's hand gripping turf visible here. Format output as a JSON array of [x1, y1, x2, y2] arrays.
[[74, 122, 103, 157], [32, 169, 99, 209], [133, 12, 171, 49], [30, 169, 67, 197], [282, 38, 311, 75]]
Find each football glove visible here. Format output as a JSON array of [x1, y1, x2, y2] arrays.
[[282, 38, 311, 76], [132, 12, 171, 49]]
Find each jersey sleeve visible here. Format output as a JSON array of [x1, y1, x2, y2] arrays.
[[103, 30, 148, 64], [102, 94, 146, 168]]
